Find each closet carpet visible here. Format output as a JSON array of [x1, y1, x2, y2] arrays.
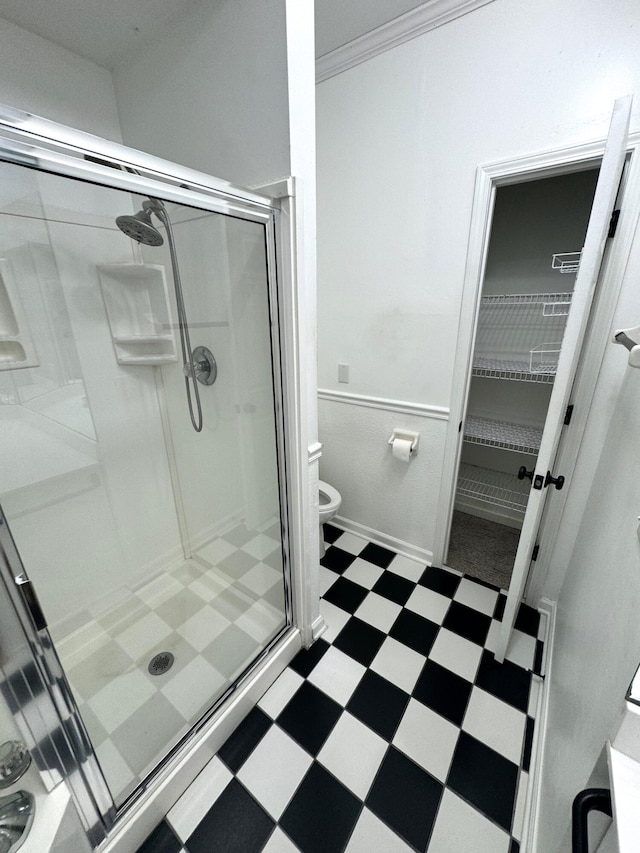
[[447, 511, 519, 589]]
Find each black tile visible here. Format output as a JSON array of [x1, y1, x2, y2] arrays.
[[323, 577, 369, 614], [448, 732, 518, 833], [187, 779, 274, 853], [494, 593, 507, 621], [371, 572, 415, 606], [522, 716, 535, 772], [277, 682, 342, 755], [367, 746, 443, 850], [476, 650, 531, 713], [442, 600, 491, 646], [289, 638, 330, 678], [136, 820, 181, 853], [515, 603, 540, 637], [217, 707, 271, 773], [510, 839, 521, 853], [280, 762, 361, 853], [323, 523, 343, 544], [418, 565, 461, 598], [333, 617, 386, 667], [389, 609, 439, 657], [346, 670, 410, 740], [359, 542, 396, 568], [412, 660, 472, 726], [533, 640, 544, 676], [320, 546, 357, 574]]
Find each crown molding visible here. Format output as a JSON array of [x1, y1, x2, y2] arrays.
[[316, 0, 495, 84]]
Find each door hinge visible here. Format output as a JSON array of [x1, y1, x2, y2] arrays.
[[532, 544, 540, 561], [564, 404, 574, 426], [608, 209, 621, 238]]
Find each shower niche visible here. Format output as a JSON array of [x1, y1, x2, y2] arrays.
[[0, 258, 38, 370], [447, 169, 601, 585], [97, 263, 177, 365]]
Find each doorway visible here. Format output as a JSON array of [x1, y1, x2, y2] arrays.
[[446, 170, 599, 587]]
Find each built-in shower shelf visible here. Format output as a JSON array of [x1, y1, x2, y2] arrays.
[[98, 263, 177, 366], [472, 357, 557, 383], [456, 463, 530, 514], [463, 415, 542, 454]]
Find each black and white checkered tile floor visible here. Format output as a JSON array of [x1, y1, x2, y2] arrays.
[[136, 525, 544, 853]]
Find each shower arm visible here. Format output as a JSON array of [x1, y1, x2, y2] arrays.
[[147, 200, 204, 433]]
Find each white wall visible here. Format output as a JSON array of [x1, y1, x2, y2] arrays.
[[317, 0, 640, 846], [112, 0, 290, 189], [0, 17, 121, 140], [316, 0, 640, 551]]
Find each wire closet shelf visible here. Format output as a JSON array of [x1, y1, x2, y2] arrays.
[[457, 463, 530, 515], [472, 291, 573, 383], [463, 415, 542, 455]]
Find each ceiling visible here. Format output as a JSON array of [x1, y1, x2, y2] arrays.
[[0, 0, 430, 69]]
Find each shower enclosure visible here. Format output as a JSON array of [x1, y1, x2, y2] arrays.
[[0, 111, 300, 845]]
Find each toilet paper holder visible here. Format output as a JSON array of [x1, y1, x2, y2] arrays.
[[387, 429, 420, 455]]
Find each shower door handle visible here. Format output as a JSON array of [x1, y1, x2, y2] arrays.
[[14, 576, 48, 632]]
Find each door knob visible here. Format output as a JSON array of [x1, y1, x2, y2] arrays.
[[518, 466, 534, 482], [544, 471, 565, 490]]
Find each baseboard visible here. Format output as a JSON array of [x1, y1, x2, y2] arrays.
[[522, 597, 557, 853], [332, 515, 432, 565], [310, 615, 328, 645]]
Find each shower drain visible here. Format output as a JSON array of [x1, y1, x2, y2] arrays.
[[148, 652, 175, 676]]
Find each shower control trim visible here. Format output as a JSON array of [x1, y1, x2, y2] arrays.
[[183, 346, 217, 386]]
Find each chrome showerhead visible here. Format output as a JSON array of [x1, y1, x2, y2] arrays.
[[115, 205, 164, 246]]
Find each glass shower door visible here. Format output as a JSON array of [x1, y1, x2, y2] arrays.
[[0, 158, 289, 807]]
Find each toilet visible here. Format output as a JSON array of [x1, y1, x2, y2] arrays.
[[318, 480, 342, 557]]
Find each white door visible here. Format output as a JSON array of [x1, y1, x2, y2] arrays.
[[495, 95, 632, 662]]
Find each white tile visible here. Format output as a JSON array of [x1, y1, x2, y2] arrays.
[[162, 655, 226, 720], [197, 539, 238, 566], [342, 558, 384, 589], [453, 577, 499, 616], [392, 699, 459, 782], [346, 807, 413, 853], [505, 630, 537, 671], [484, 618, 501, 654], [242, 534, 280, 560], [370, 636, 424, 693], [512, 770, 529, 842], [177, 606, 231, 651], [319, 599, 351, 643], [307, 646, 366, 705], [187, 572, 230, 602], [405, 585, 450, 624], [239, 562, 282, 596], [354, 591, 402, 633], [318, 712, 388, 799], [387, 554, 425, 583], [462, 687, 526, 763], [428, 789, 511, 853], [238, 725, 312, 819], [235, 601, 284, 643], [319, 566, 339, 596], [429, 628, 483, 682], [332, 531, 368, 555], [114, 611, 173, 660], [167, 756, 232, 842], [88, 669, 156, 733], [261, 827, 301, 852], [258, 667, 304, 719], [95, 739, 136, 802]]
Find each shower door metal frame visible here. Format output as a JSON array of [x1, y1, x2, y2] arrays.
[[0, 108, 307, 845]]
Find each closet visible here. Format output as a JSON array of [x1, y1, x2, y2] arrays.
[[447, 169, 600, 585]]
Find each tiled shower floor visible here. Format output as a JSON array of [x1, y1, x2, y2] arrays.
[[55, 521, 286, 802], [136, 524, 545, 853]]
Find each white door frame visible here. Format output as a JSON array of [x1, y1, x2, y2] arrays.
[[433, 129, 640, 602]]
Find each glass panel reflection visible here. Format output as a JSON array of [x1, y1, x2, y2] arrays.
[[0, 162, 287, 805]]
